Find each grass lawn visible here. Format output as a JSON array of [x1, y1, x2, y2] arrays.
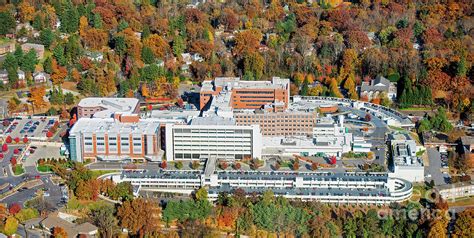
[[388, 126, 408, 132], [37, 164, 53, 173], [90, 170, 119, 179], [399, 107, 432, 111], [448, 196, 474, 207], [13, 164, 25, 175]]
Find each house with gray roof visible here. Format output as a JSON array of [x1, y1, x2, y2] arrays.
[[360, 76, 397, 101]]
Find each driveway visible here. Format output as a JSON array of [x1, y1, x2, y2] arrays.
[[426, 148, 447, 185]]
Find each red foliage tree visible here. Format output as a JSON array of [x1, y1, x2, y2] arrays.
[[8, 203, 21, 215], [220, 162, 228, 170], [13, 148, 19, 154], [10, 157, 17, 166], [329, 156, 337, 165], [311, 162, 318, 171], [5, 136, 12, 144], [2, 144, 7, 152], [46, 131, 53, 137], [160, 161, 167, 169], [234, 163, 241, 170], [0, 153, 3, 159], [23, 136, 28, 143], [14, 137, 20, 143]]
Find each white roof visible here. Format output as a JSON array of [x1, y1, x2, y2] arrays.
[[70, 118, 160, 136], [78, 98, 139, 118]]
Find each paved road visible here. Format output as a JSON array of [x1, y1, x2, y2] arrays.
[[426, 148, 447, 185], [0, 147, 64, 209]]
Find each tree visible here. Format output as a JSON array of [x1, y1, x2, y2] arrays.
[[428, 218, 448, 238], [0, 12, 15, 35], [300, 78, 309, 96], [40, 28, 55, 48], [117, 198, 161, 237], [18, 1, 35, 23], [141, 46, 155, 64], [195, 188, 208, 201], [453, 208, 474, 238], [234, 29, 262, 57], [234, 162, 241, 170], [160, 161, 167, 169], [3, 217, 18, 236], [21, 50, 39, 73], [8, 203, 21, 215], [89, 204, 118, 238], [3, 53, 19, 87], [15, 208, 39, 222], [53, 226, 68, 238], [60, 1, 79, 33], [175, 161, 183, 169], [7, 97, 20, 114], [143, 34, 170, 59], [29, 86, 47, 109]]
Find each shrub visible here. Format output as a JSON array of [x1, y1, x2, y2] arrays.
[[220, 162, 228, 170], [191, 161, 200, 169], [274, 162, 281, 170], [175, 161, 183, 169], [311, 162, 318, 171], [234, 162, 241, 170], [160, 161, 167, 169]]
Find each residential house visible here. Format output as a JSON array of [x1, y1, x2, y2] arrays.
[[38, 212, 98, 238], [85, 51, 103, 62], [0, 41, 15, 56], [0, 70, 8, 85], [360, 76, 397, 101], [21, 43, 45, 59], [33, 71, 50, 84]]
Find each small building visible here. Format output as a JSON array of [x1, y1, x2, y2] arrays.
[[33, 71, 50, 84], [0, 41, 15, 56], [21, 43, 45, 59], [77, 97, 140, 118], [85, 51, 103, 62], [39, 212, 98, 238], [437, 181, 474, 200], [360, 76, 397, 101], [17, 69, 25, 81], [388, 133, 424, 183], [0, 70, 8, 85]]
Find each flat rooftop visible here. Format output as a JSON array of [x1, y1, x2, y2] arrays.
[[201, 77, 289, 92], [149, 109, 199, 123], [78, 98, 139, 118], [69, 118, 160, 135], [190, 116, 236, 126]]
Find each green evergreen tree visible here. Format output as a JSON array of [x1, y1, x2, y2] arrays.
[[117, 20, 129, 32], [32, 15, 43, 31], [61, 1, 80, 33], [0, 12, 15, 35], [173, 35, 185, 56], [301, 78, 309, 96], [141, 46, 155, 64], [53, 45, 66, 66], [113, 36, 126, 57], [40, 28, 55, 48], [142, 25, 151, 39], [3, 53, 19, 86], [43, 56, 53, 74], [93, 13, 103, 29], [21, 50, 39, 73]]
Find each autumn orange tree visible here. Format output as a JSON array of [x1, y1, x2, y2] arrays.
[[29, 86, 46, 109], [117, 198, 161, 237]]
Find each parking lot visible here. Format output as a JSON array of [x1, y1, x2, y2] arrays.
[[3, 116, 59, 139]]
